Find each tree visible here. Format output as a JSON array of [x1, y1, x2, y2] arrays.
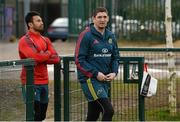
[[165, 0, 177, 116]]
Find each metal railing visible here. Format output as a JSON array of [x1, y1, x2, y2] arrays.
[[54, 56, 145, 121], [54, 48, 180, 121], [68, 0, 180, 41], [2, 48, 180, 121], [0, 59, 35, 121]]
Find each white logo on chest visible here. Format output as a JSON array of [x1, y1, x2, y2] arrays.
[[97, 88, 103, 95], [102, 48, 108, 53]]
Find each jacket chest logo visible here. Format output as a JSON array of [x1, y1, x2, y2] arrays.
[[93, 39, 99, 45], [108, 38, 112, 44], [102, 48, 108, 53]]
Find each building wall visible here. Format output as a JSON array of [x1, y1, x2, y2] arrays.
[[1, 0, 68, 40]]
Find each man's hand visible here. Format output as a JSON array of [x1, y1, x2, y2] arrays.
[[105, 73, 116, 81], [97, 72, 107, 81]]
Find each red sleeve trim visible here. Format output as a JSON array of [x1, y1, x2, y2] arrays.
[[75, 27, 93, 78]]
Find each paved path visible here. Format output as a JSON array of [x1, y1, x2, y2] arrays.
[[0, 39, 75, 61]]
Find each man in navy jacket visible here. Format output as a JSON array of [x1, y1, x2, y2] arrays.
[[75, 7, 119, 121]]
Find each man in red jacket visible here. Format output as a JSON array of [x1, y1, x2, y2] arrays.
[[18, 11, 60, 121]]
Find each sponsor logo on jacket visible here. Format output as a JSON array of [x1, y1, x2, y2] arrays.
[[93, 48, 111, 57]]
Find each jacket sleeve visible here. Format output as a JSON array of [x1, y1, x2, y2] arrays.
[[45, 37, 60, 64], [75, 33, 98, 78], [19, 37, 51, 63], [111, 35, 120, 75]]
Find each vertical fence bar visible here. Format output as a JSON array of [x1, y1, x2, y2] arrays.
[[25, 65, 34, 121], [138, 57, 145, 121], [106, 0, 112, 30], [15, 0, 19, 37], [63, 57, 70, 121], [54, 62, 61, 121]]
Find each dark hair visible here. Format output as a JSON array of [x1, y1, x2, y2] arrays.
[[25, 11, 40, 29], [92, 7, 108, 17]]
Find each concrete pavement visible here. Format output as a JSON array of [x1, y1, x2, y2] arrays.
[[0, 39, 75, 61]]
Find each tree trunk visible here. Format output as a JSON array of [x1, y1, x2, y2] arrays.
[[165, 0, 177, 116]]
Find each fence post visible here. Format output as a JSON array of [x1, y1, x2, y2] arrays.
[[25, 65, 34, 121], [54, 62, 61, 121], [63, 57, 70, 121], [106, 0, 112, 30], [138, 58, 145, 121], [121, 57, 145, 120]]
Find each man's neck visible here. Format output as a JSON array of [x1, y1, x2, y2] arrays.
[[29, 29, 41, 35]]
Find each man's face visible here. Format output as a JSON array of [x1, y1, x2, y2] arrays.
[[93, 12, 109, 29], [29, 15, 44, 32]]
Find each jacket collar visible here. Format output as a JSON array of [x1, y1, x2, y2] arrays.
[[90, 23, 105, 38], [27, 31, 41, 37]]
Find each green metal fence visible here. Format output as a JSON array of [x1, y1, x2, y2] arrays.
[[54, 48, 180, 121], [119, 48, 180, 121], [54, 56, 145, 121], [0, 59, 35, 121], [68, 0, 180, 41], [2, 48, 180, 121]]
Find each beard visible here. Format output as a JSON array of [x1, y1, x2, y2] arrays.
[[34, 25, 44, 33], [98, 26, 105, 30], [97, 23, 107, 30]]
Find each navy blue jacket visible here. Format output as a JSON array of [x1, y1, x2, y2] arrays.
[[75, 23, 119, 83]]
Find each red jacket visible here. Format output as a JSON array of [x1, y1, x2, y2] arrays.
[[18, 31, 60, 84]]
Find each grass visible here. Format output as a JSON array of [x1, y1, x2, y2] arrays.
[[67, 79, 180, 121], [0, 79, 25, 121], [146, 108, 180, 121], [1, 71, 180, 121], [1, 78, 180, 121]]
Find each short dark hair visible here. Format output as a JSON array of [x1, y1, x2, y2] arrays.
[[92, 7, 108, 17], [25, 11, 40, 29]]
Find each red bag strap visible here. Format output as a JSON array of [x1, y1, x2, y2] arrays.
[[144, 63, 148, 72]]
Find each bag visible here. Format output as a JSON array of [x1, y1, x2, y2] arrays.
[[140, 64, 158, 97]]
